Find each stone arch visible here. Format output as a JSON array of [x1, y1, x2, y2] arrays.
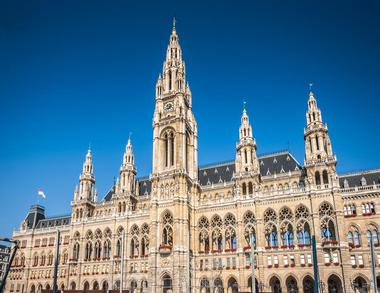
[[268, 275, 282, 293], [92, 280, 100, 290], [227, 276, 238, 293], [161, 272, 173, 293], [327, 274, 343, 293], [302, 275, 314, 293], [29, 284, 36, 293], [70, 281, 76, 290], [83, 280, 90, 291], [285, 275, 299, 293]]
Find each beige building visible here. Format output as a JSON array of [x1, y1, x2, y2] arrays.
[[6, 24, 380, 293]]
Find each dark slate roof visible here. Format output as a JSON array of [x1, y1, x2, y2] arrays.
[[197, 150, 301, 186], [24, 205, 46, 229], [35, 215, 71, 229], [138, 177, 151, 196], [258, 150, 301, 176], [198, 161, 235, 186], [339, 169, 380, 188], [102, 188, 114, 202]]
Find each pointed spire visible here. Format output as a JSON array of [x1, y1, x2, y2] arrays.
[[122, 134, 135, 169], [82, 147, 94, 175], [239, 102, 253, 140]]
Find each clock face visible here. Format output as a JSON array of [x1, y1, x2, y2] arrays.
[[164, 102, 174, 112]]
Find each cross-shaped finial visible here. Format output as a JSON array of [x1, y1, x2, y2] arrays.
[[309, 82, 313, 91], [173, 17, 176, 29], [243, 101, 247, 110]]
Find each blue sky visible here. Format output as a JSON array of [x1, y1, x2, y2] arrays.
[[1, 0, 379, 236]]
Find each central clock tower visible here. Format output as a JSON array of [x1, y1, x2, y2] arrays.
[[149, 22, 198, 293], [152, 23, 198, 180]]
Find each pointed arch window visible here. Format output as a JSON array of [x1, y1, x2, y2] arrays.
[[315, 171, 321, 186]]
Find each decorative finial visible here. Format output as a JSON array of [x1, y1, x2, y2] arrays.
[[127, 132, 132, 146], [243, 101, 247, 112], [173, 17, 176, 29], [309, 82, 313, 92]]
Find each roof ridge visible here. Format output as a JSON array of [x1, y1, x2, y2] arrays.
[[199, 160, 235, 169], [339, 168, 380, 177], [258, 149, 290, 159], [40, 214, 71, 221]]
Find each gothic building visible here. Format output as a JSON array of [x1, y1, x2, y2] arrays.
[[6, 23, 380, 293]]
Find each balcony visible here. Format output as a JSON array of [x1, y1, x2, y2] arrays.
[[159, 245, 172, 255]]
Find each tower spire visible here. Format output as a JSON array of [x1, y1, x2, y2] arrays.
[[235, 104, 259, 176], [119, 136, 137, 194], [78, 148, 96, 201], [304, 89, 337, 187]]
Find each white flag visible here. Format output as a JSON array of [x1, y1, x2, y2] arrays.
[[38, 188, 46, 199]]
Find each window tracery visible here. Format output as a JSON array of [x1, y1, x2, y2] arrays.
[[264, 208, 277, 223]]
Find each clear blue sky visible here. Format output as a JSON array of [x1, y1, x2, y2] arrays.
[[1, 0, 379, 237]]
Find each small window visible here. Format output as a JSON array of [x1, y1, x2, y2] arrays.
[[283, 255, 288, 265], [358, 255, 364, 266], [267, 256, 272, 266], [300, 254, 305, 264], [351, 255, 356, 266]]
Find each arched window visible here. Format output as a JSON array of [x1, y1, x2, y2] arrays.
[[200, 278, 210, 293], [347, 231, 353, 246], [73, 242, 80, 260], [162, 274, 172, 293], [227, 277, 238, 293], [103, 239, 111, 258], [286, 276, 299, 293], [93, 281, 99, 290], [162, 211, 173, 246], [265, 224, 278, 247], [297, 221, 311, 245], [85, 242, 92, 261], [242, 183, 247, 195], [225, 227, 237, 251], [94, 241, 101, 260], [248, 182, 253, 194], [303, 276, 314, 293], [70, 282, 76, 290], [102, 281, 108, 292], [315, 171, 321, 185], [322, 170, 329, 185], [130, 237, 139, 257], [116, 238, 121, 257], [199, 230, 209, 253], [367, 227, 379, 245], [244, 212, 256, 248], [214, 278, 223, 293], [130, 280, 137, 293], [83, 281, 90, 292], [281, 222, 294, 246]]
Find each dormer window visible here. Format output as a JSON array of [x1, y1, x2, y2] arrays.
[[360, 177, 367, 186]]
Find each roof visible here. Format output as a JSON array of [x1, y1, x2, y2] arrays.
[[339, 169, 380, 188], [138, 177, 151, 196], [100, 150, 302, 200], [34, 215, 71, 229]]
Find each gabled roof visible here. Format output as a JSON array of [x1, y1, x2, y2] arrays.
[[339, 169, 380, 188]]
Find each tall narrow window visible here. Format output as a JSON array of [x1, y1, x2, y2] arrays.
[[315, 136, 320, 150], [244, 149, 248, 164], [168, 71, 172, 91], [309, 138, 313, 153], [170, 133, 174, 166], [164, 134, 168, 167]]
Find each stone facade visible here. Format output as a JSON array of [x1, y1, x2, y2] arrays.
[[5, 24, 380, 293]]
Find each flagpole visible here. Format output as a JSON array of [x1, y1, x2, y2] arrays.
[[52, 230, 60, 293], [120, 230, 125, 293], [370, 235, 378, 293]]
